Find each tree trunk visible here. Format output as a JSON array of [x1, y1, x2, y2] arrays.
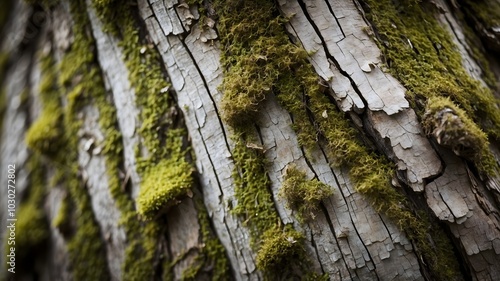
[[1, 0, 499, 280]]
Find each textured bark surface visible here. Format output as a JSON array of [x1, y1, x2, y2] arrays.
[[1, 0, 499, 281]]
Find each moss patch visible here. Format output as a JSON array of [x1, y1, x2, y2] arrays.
[[216, 0, 327, 278], [137, 141, 194, 220], [25, 56, 64, 156], [91, 0, 194, 215], [217, 0, 461, 279], [15, 198, 49, 254], [63, 0, 163, 280], [25, 50, 110, 280], [279, 165, 332, 223], [89, 0, 231, 279], [256, 227, 304, 276], [12, 155, 49, 260], [231, 135, 280, 236], [217, 0, 312, 131], [25, 103, 63, 155], [423, 96, 496, 173], [362, 0, 500, 174]]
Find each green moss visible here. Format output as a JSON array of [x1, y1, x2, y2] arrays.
[[363, 0, 500, 154], [25, 103, 63, 155], [216, 0, 288, 238], [255, 225, 329, 280], [52, 194, 72, 237], [137, 155, 193, 220], [256, 226, 305, 275], [16, 200, 49, 250], [14, 155, 49, 260], [217, 0, 462, 279], [65, 184, 110, 280], [423, 96, 496, 173], [359, 0, 500, 275], [231, 136, 280, 236], [89, 0, 231, 279], [279, 165, 332, 223], [62, 1, 162, 280], [281, 57, 461, 281], [217, 0, 312, 130], [216, 1, 327, 278], [25, 56, 64, 155], [24, 5, 110, 280]]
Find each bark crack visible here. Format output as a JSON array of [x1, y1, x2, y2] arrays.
[[316, 142, 377, 280], [295, 0, 369, 111]]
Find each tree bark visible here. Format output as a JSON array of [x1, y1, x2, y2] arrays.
[[1, 0, 499, 281]]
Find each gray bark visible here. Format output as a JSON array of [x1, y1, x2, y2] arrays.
[[1, 0, 499, 280]]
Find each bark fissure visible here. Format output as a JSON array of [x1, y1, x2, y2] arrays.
[[295, 0, 368, 111]]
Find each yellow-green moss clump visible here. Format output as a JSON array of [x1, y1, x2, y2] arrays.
[[256, 227, 304, 274], [230, 136, 325, 278], [217, 0, 313, 131], [231, 137, 280, 235], [256, 226, 328, 281], [137, 131, 194, 220], [423, 96, 496, 173], [16, 200, 49, 254], [279, 165, 332, 223], [25, 57, 64, 156], [25, 103, 63, 155], [363, 0, 500, 174]]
